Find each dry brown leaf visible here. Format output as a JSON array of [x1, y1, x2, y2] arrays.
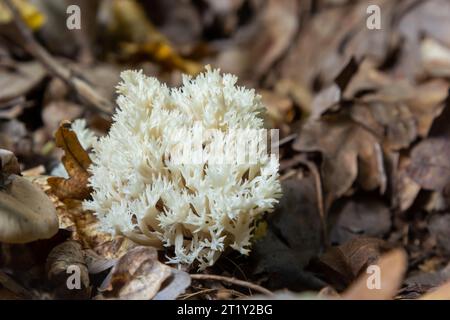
[[407, 80, 449, 138], [428, 213, 450, 255], [311, 57, 360, 120], [294, 117, 386, 209], [351, 101, 417, 151], [31, 175, 138, 260], [99, 246, 172, 300], [47, 121, 92, 201], [330, 196, 391, 245], [420, 281, 450, 300], [45, 240, 90, 299], [407, 137, 450, 191], [0, 61, 46, 103], [342, 249, 407, 300], [388, 152, 421, 212], [311, 237, 393, 290], [216, 0, 298, 82], [153, 268, 191, 300], [0, 148, 20, 177], [420, 38, 450, 77]]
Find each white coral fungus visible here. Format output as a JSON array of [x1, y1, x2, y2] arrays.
[[83, 67, 282, 270]]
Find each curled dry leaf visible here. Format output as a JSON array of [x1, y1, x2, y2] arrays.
[[48, 121, 93, 201], [45, 240, 90, 299], [99, 246, 172, 300], [153, 268, 191, 300], [342, 248, 407, 300]]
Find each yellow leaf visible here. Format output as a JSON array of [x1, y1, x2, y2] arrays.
[[110, 0, 201, 75], [0, 0, 45, 30]]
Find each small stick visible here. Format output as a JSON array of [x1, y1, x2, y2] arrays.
[[297, 157, 329, 247], [3, 0, 113, 116], [190, 274, 273, 297]]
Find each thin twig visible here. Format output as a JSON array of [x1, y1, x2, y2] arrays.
[[190, 274, 273, 297], [3, 0, 113, 116], [297, 157, 329, 247]]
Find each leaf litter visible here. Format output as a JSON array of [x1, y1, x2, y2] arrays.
[[1, 0, 450, 300]]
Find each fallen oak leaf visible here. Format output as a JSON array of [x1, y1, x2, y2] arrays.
[[48, 121, 93, 201], [293, 116, 386, 210]]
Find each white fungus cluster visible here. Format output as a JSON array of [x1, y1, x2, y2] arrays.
[[83, 67, 282, 270]]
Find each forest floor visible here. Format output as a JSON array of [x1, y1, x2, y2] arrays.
[[1, 0, 450, 300]]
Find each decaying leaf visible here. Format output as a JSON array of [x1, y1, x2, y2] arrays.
[[310, 237, 393, 290], [215, 0, 299, 82], [45, 240, 90, 299], [294, 117, 386, 209], [420, 281, 450, 300], [47, 121, 93, 201], [342, 248, 407, 300], [428, 213, 450, 255], [330, 197, 391, 245], [153, 268, 191, 300], [31, 175, 138, 261], [0, 62, 46, 103], [98, 246, 173, 300], [0, 148, 20, 177], [407, 138, 450, 191]]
